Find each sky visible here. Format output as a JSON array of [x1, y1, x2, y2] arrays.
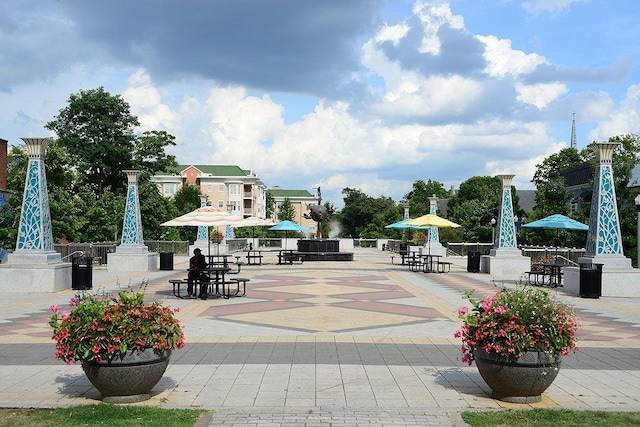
[[2, 0, 640, 209]]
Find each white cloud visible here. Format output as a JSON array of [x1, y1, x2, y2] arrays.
[[477, 35, 546, 78], [122, 69, 178, 133], [413, 0, 465, 54], [516, 82, 568, 109], [589, 84, 640, 142]]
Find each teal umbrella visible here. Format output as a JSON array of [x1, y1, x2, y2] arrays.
[[385, 218, 429, 230], [522, 214, 588, 257], [269, 220, 311, 249]]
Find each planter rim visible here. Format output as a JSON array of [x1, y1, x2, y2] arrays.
[[80, 349, 172, 366], [473, 347, 562, 367]]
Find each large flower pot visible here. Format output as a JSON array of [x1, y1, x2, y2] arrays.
[[81, 349, 171, 403], [473, 347, 561, 403]]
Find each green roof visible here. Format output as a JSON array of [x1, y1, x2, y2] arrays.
[[163, 165, 248, 176], [268, 189, 314, 198]]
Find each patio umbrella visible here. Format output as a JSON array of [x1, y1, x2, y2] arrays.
[[405, 214, 460, 256], [384, 218, 429, 230], [268, 220, 311, 249], [161, 206, 244, 255], [522, 214, 588, 257], [231, 216, 278, 244]]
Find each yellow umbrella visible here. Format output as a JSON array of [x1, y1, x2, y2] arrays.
[[405, 214, 460, 258], [405, 214, 460, 228]]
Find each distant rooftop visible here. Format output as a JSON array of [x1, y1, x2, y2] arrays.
[[162, 165, 249, 176], [268, 188, 315, 198]]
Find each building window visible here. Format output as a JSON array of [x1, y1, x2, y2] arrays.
[[207, 184, 213, 192], [218, 184, 224, 192], [229, 184, 239, 195], [163, 183, 178, 196], [218, 200, 224, 209]]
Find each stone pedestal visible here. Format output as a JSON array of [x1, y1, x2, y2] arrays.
[[481, 248, 530, 278], [0, 262, 71, 293], [108, 245, 158, 273], [564, 264, 640, 297]]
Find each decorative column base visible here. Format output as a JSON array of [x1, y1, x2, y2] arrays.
[[3, 250, 62, 264], [564, 264, 640, 297], [107, 245, 158, 273], [481, 248, 530, 279], [578, 254, 632, 270], [0, 261, 71, 293], [423, 242, 446, 257]]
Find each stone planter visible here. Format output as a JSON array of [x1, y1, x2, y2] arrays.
[[473, 347, 561, 403], [81, 349, 171, 403]]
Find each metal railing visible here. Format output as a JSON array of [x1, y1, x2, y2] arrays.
[[54, 241, 191, 265]]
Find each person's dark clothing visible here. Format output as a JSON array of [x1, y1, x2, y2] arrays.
[[188, 253, 209, 299]]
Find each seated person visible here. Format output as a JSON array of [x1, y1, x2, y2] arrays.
[[188, 248, 209, 299]]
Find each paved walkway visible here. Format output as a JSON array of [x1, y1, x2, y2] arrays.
[[2, 248, 640, 426]]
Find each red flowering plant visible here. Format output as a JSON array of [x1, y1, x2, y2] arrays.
[[455, 287, 578, 366], [49, 291, 185, 364]]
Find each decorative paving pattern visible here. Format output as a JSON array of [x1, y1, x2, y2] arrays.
[[198, 271, 450, 334]]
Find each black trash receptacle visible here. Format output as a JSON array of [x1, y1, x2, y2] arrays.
[[580, 263, 603, 298], [467, 251, 481, 273], [399, 243, 408, 255], [71, 255, 93, 290], [159, 252, 174, 270]]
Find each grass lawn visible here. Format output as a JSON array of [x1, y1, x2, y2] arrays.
[[0, 404, 205, 427], [462, 409, 640, 426]]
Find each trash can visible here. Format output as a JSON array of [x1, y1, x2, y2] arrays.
[[467, 251, 481, 273], [399, 243, 408, 256], [71, 255, 93, 290], [159, 252, 174, 271], [580, 263, 603, 298]]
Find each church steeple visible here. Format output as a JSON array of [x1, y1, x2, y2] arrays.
[[571, 112, 577, 149]]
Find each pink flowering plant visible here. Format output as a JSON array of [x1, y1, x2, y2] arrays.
[[49, 291, 185, 364], [455, 287, 578, 366]]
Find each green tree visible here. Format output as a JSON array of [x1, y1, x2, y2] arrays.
[[337, 188, 398, 238], [531, 147, 587, 218], [265, 192, 275, 219], [139, 178, 179, 240], [403, 179, 448, 217], [46, 87, 139, 197], [277, 198, 295, 221], [134, 130, 178, 178], [447, 176, 503, 242], [170, 184, 202, 242]]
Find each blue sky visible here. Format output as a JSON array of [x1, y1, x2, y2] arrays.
[[1, 0, 639, 208]]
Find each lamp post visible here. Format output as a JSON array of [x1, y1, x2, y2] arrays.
[[401, 199, 410, 219], [635, 195, 640, 268], [490, 217, 497, 246]]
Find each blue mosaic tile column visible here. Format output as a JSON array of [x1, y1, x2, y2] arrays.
[[428, 195, 439, 245], [120, 170, 144, 246], [495, 174, 517, 249], [15, 138, 55, 253], [585, 142, 624, 257], [197, 196, 208, 241]]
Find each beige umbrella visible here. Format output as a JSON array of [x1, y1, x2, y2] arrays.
[[161, 207, 244, 254], [230, 216, 277, 246]]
